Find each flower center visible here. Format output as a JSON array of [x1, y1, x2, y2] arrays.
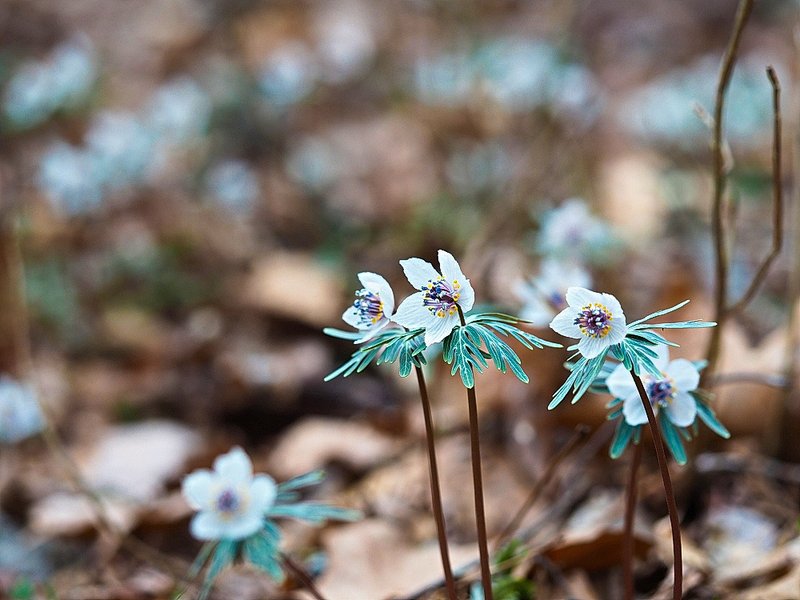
[[423, 277, 461, 318], [353, 289, 384, 325], [215, 488, 241, 515], [645, 376, 675, 408], [573, 303, 613, 338]]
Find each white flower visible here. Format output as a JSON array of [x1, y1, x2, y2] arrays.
[[606, 345, 699, 428], [341, 272, 395, 341], [537, 198, 610, 258], [206, 159, 260, 214], [392, 250, 475, 346], [0, 377, 44, 444], [182, 447, 277, 541], [514, 259, 591, 327], [549, 287, 627, 359]]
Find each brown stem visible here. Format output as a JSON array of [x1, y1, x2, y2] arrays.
[[726, 66, 783, 316], [457, 308, 494, 600], [281, 553, 328, 600], [629, 370, 682, 600], [623, 441, 643, 600], [494, 425, 588, 550], [414, 366, 458, 600], [703, 0, 755, 384]]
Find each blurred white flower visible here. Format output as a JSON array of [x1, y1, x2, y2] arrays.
[[85, 111, 154, 189], [182, 447, 277, 541], [342, 272, 396, 341], [37, 142, 104, 215], [314, 1, 375, 83], [2, 35, 96, 129], [206, 159, 259, 214], [48, 36, 97, 109], [258, 43, 319, 108], [606, 345, 699, 427], [146, 76, 212, 143], [392, 250, 475, 346], [445, 142, 512, 197], [537, 198, 611, 259], [412, 51, 473, 106], [549, 287, 627, 359], [515, 259, 591, 327], [286, 136, 339, 190], [0, 377, 44, 444]]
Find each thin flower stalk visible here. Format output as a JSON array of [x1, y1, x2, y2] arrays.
[[630, 369, 682, 600], [281, 553, 328, 600], [414, 365, 457, 600], [458, 307, 494, 600]]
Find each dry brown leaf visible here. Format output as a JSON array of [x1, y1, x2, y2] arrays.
[[267, 417, 402, 479]]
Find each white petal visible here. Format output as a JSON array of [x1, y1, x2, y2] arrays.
[[356, 318, 390, 342], [606, 364, 637, 400], [190, 511, 227, 540], [424, 314, 459, 345], [182, 470, 215, 510], [214, 447, 253, 485], [249, 475, 278, 514], [565, 287, 604, 309], [666, 391, 697, 427], [599, 292, 624, 317], [622, 394, 649, 426], [223, 512, 264, 540], [358, 272, 395, 316], [549, 307, 581, 338], [438, 250, 467, 283], [457, 277, 475, 313], [666, 359, 700, 392], [577, 335, 609, 359], [391, 293, 433, 329], [400, 257, 440, 289], [606, 314, 628, 345], [342, 306, 369, 330]]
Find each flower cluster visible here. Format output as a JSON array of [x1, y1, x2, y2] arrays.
[[325, 250, 558, 387], [3, 36, 96, 130], [36, 77, 211, 216], [181, 447, 358, 598], [546, 286, 724, 463]]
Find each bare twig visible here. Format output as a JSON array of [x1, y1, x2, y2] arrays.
[[704, 0, 755, 382], [726, 66, 783, 316]]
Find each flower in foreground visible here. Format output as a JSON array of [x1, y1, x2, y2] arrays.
[[392, 250, 475, 345], [341, 272, 396, 341], [514, 258, 591, 327], [182, 447, 277, 540], [606, 345, 698, 427], [549, 287, 627, 359]]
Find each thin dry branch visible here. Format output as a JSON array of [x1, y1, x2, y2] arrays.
[[704, 0, 755, 380], [726, 66, 783, 316]]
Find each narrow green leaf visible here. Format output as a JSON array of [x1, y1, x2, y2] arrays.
[[627, 300, 691, 327]]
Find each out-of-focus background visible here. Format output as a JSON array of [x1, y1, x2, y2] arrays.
[[1, 0, 799, 598]]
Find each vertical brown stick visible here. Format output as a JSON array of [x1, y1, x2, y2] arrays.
[[414, 366, 458, 600], [623, 441, 643, 600], [703, 0, 755, 383], [629, 371, 682, 600]]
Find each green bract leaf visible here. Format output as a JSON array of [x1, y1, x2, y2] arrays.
[[267, 503, 362, 524], [692, 392, 731, 439], [322, 327, 364, 341], [610, 420, 635, 459], [659, 414, 687, 465], [627, 299, 691, 328], [199, 540, 238, 600], [243, 532, 284, 582], [549, 350, 608, 409], [324, 328, 426, 381]]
